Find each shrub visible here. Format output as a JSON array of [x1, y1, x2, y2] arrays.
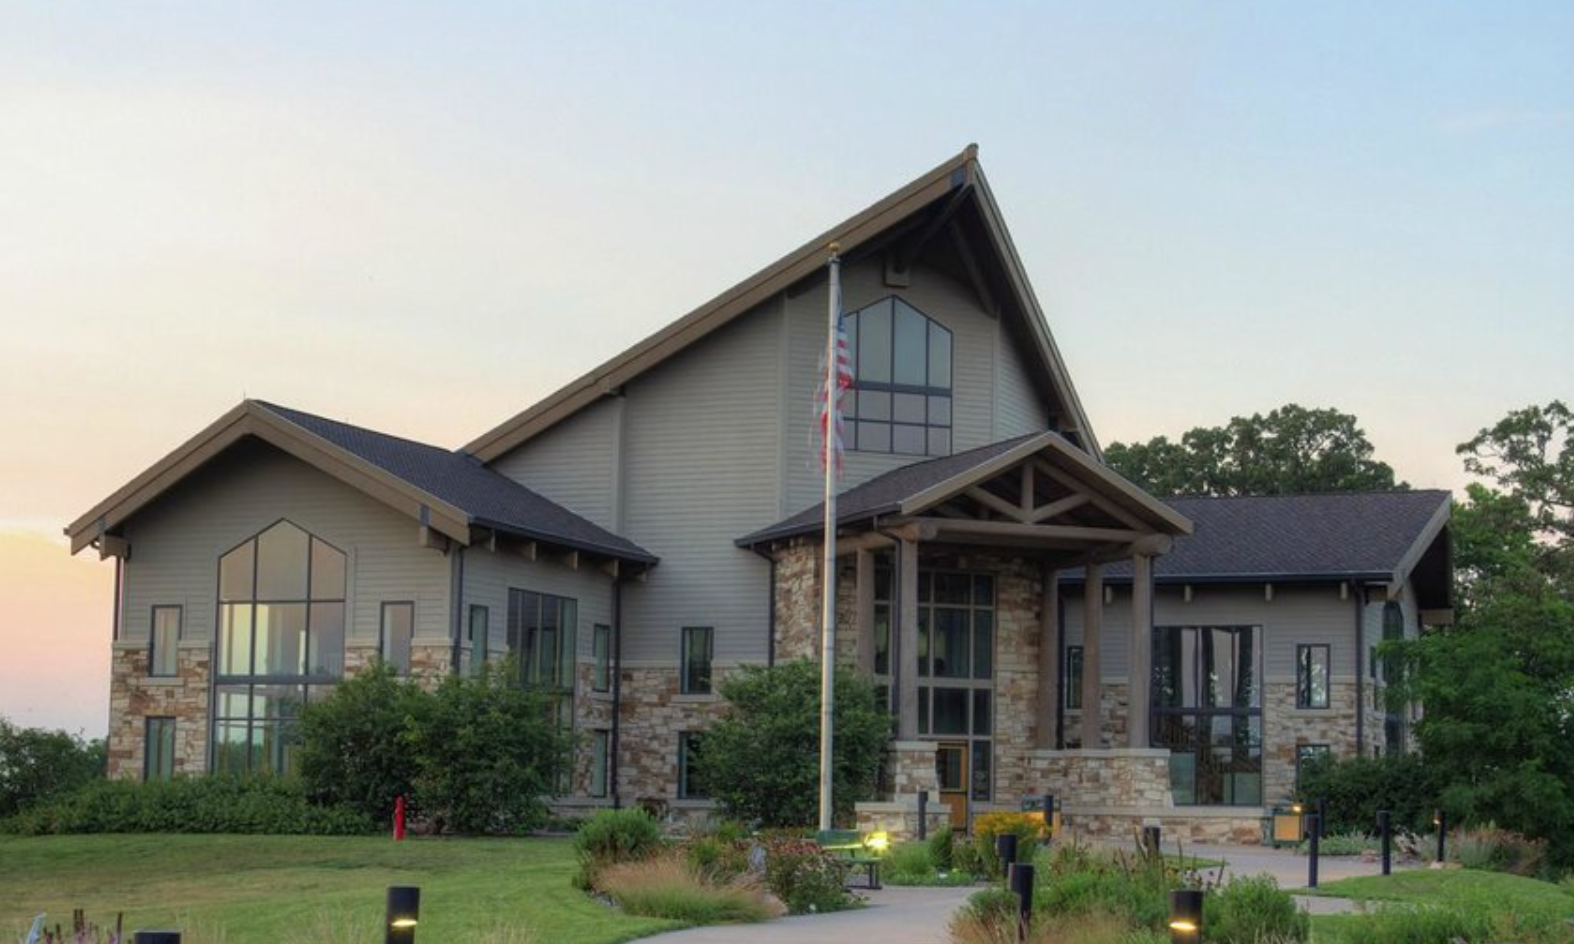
[[574, 808, 663, 888], [408, 663, 573, 834], [695, 660, 890, 827], [0, 718, 105, 817], [973, 812, 1048, 877], [1203, 874, 1308, 944], [929, 825, 956, 870], [598, 852, 782, 924], [684, 833, 750, 883], [951, 894, 1167, 944], [295, 662, 429, 823], [1, 775, 374, 835], [1295, 754, 1441, 836], [1298, 831, 1376, 857], [1450, 823, 1549, 877], [760, 837, 859, 914], [1032, 844, 1185, 931]]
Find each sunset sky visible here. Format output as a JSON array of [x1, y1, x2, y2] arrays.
[[2, 2, 1570, 736]]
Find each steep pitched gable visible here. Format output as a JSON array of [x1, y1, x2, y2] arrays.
[[464, 146, 1101, 463]]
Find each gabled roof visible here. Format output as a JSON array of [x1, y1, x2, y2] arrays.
[[66, 401, 657, 565], [464, 145, 1101, 462], [1062, 490, 1452, 588], [737, 431, 1192, 548]]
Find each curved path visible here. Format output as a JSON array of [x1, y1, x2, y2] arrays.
[[640, 885, 976, 944]]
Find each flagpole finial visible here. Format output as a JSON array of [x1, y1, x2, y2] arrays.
[[828, 241, 841, 257]]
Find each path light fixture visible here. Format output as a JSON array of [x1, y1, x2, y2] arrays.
[[1008, 862, 1035, 942], [917, 790, 928, 841], [1434, 809, 1447, 864], [386, 886, 421, 944], [1376, 810, 1392, 876], [1167, 889, 1203, 944], [996, 833, 1018, 873], [1306, 814, 1321, 888], [133, 933, 181, 944]]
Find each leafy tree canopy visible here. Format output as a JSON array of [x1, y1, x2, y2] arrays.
[[0, 720, 105, 818], [1105, 404, 1403, 496]]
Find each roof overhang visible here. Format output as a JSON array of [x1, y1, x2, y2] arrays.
[[464, 146, 1104, 462]]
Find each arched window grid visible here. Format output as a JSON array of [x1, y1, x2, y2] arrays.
[[842, 296, 954, 457]]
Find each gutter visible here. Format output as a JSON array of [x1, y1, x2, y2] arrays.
[[450, 546, 466, 673], [611, 578, 624, 809]]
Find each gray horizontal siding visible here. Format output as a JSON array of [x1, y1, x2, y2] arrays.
[[994, 322, 1050, 439], [119, 439, 451, 647], [491, 397, 619, 531], [461, 545, 615, 660]]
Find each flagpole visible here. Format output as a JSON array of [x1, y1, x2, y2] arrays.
[[818, 242, 841, 833]]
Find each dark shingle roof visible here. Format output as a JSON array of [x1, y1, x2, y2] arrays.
[[1070, 491, 1450, 583], [737, 434, 1044, 546], [255, 401, 656, 564]]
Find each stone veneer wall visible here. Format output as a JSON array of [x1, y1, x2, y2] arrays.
[[613, 667, 726, 810], [1263, 680, 1360, 801], [773, 540, 860, 666], [106, 643, 210, 778]]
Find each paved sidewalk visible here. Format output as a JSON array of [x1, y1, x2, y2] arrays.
[[639, 885, 976, 944]]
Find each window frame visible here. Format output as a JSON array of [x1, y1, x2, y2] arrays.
[[1295, 644, 1332, 710], [149, 605, 182, 677], [592, 624, 612, 693], [145, 716, 176, 781], [1149, 624, 1264, 807], [1064, 645, 1084, 710], [842, 296, 955, 458], [1295, 743, 1332, 790], [380, 601, 416, 674], [678, 730, 706, 799], [681, 626, 714, 695]]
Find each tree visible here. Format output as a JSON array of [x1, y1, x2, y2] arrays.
[[1457, 400, 1573, 548], [696, 660, 890, 828], [1106, 404, 1403, 496], [0, 719, 105, 818]]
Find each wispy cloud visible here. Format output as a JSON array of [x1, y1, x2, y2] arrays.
[[1439, 109, 1574, 135]]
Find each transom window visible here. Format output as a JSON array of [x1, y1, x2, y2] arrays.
[[843, 297, 953, 457], [1151, 625, 1262, 806], [213, 520, 346, 775]]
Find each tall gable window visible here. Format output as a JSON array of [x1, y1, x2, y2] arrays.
[[843, 297, 953, 457], [213, 520, 346, 775]]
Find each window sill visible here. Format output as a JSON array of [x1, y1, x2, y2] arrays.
[[672, 693, 719, 704], [137, 677, 185, 688]]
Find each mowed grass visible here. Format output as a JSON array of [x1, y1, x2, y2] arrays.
[[0, 834, 681, 944], [1306, 867, 1574, 916]]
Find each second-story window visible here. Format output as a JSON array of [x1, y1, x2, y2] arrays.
[[681, 626, 713, 694], [843, 297, 953, 457]]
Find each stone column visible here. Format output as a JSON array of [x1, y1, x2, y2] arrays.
[[855, 548, 877, 675], [1035, 567, 1059, 749], [896, 538, 921, 740], [1128, 553, 1153, 749], [1081, 563, 1103, 750]]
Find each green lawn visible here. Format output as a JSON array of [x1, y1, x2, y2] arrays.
[[0, 834, 681, 944], [1306, 868, 1574, 916]]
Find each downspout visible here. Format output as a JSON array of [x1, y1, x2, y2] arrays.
[[111, 556, 123, 642], [450, 546, 466, 674], [611, 576, 624, 809], [1353, 581, 1365, 756]]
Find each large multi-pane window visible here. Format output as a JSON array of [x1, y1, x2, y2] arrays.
[[915, 572, 994, 801], [150, 606, 181, 677], [1296, 644, 1330, 709], [506, 590, 578, 723], [1151, 625, 1262, 806], [145, 717, 176, 781], [842, 297, 953, 457], [214, 521, 346, 775], [681, 626, 713, 695], [871, 560, 893, 712]]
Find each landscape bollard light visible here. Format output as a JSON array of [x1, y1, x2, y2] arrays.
[[1434, 809, 1447, 864], [1142, 824, 1162, 857], [1306, 814, 1321, 889], [996, 833, 1018, 876], [1168, 889, 1204, 944], [917, 790, 928, 841], [386, 885, 421, 944], [1009, 862, 1035, 942], [1045, 793, 1058, 842], [1377, 810, 1392, 876], [133, 933, 181, 944]]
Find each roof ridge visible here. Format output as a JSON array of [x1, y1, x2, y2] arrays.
[[252, 400, 459, 456], [1161, 488, 1451, 502]]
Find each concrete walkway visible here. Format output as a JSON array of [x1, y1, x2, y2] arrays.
[[639, 885, 976, 944]]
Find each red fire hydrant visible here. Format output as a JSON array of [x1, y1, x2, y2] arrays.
[[394, 794, 407, 841]]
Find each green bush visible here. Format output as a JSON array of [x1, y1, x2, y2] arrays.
[[573, 808, 663, 888], [1299, 831, 1377, 857], [972, 811, 1048, 878], [295, 662, 429, 823], [1, 775, 374, 835], [960, 887, 1020, 926], [1295, 753, 1443, 836], [928, 825, 955, 870], [597, 854, 778, 923], [1032, 844, 1183, 931], [761, 837, 858, 914], [1450, 824, 1550, 877], [0, 718, 105, 817], [1203, 874, 1308, 943], [695, 660, 890, 827], [408, 663, 573, 834]]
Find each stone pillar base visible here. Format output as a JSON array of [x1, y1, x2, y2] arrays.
[[889, 740, 940, 798]]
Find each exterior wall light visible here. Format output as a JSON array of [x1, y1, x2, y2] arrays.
[[386, 886, 421, 944], [1168, 889, 1204, 944], [1268, 805, 1304, 847]]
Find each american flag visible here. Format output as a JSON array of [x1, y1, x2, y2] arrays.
[[814, 315, 855, 474]]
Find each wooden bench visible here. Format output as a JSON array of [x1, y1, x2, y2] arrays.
[[814, 829, 882, 890]]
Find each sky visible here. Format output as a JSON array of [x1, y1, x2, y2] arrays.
[[1, 2, 1570, 736]]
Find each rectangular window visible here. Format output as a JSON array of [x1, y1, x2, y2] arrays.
[[145, 717, 176, 781], [507, 590, 578, 691], [681, 627, 713, 695], [150, 606, 181, 677], [591, 729, 610, 798], [1296, 644, 1331, 709], [1150, 625, 1262, 806], [593, 624, 612, 693], [1295, 744, 1331, 789], [468, 605, 489, 675], [1064, 646, 1084, 709], [678, 731, 706, 799], [380, 602, 414, 674]]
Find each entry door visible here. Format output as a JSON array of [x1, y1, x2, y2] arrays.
[[936, 741, 969, 830]]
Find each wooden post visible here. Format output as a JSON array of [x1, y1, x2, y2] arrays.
[[1128, 553, 1153, 749], [1081, 564, 1103, 750], [1035, 567, 1059, 749], [897, 538, 921, 740]]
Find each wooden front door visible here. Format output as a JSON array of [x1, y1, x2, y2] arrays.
[[936, 741, 969, 829]]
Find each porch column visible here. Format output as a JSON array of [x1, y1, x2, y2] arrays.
[[1035, 566, 1059, 749], [855, 548, 877, 675], [1081, 563, 1103, 749], [896, 537, 921, 740], [1128, 553, 1153, 749]]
